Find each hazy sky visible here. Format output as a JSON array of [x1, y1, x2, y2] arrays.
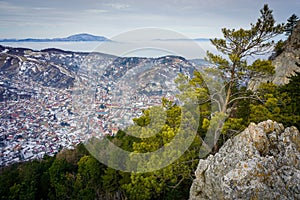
[[0, 0, 299, 39]]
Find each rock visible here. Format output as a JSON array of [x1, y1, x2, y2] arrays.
[[248, 21, 300, 90], [189, 120, 300, 200]]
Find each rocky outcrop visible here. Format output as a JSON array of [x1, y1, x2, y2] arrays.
[[248, 21, 300, 90], [190, 120, 300, 200]]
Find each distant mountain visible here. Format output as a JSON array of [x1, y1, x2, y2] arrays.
[[63, 33, 109, 41], [0, 33, 109, 42], [0, 34, 211, 43]]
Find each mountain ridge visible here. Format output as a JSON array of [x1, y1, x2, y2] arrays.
[[0, 33, 110, 42], [0, 34, 211, 43]]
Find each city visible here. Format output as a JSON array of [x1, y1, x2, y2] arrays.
[[0, 46, 197, 166]]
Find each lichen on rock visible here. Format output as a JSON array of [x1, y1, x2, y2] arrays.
[[190, 120, 300, 200]]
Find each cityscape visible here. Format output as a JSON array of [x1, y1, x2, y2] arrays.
[[0, 45, 199, 166]]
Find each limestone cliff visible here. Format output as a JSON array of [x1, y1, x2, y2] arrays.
[[189, 120, 300, 200], [248, 20, 300, 90]]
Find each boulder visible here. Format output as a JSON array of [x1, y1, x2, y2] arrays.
[[190, 120, 300, 200]]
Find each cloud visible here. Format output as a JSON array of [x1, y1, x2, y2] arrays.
[[0, 0, 299, 39], [0, 1, 26, 12], [85, 9, 109, 14], [106, 3, 130, 10]]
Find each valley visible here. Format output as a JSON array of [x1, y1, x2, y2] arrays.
[[0, 45, 205, 166]]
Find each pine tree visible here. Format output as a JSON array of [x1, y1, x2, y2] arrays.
[[285, 14, 299, 36], [279, 62, 300, 117], [207, 4, 283, 111], [201, 4, 284, 149]]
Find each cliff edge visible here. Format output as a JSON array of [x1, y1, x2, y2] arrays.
[[248, 20, 300, 90]]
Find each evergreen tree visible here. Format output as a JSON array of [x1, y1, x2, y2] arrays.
[[250, 63, 300, 130], [201, 4, 283, 148], [281, 63, 300, 104], [285, 14, 299, 36], [120, 100, 201, 199], [208, 4, 283, 112]]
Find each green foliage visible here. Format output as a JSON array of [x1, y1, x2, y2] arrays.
[[208, 4, 283, 84], [202, 4, 284, 146], [285, 14, 299, 36], [250, 75, 300, 130], [118, 99, 201, 199], [48, 158, 77, 199], [279, 63, 300, 116], [76, 155, 105, 199], [108, 130, 141, 152], [248, 59, 275, 77], [222, 118, 246, 135], [0, 156, 54, 200], [273, 40, 285, 57]]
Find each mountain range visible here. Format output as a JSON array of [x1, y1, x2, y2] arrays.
[[0, 33, 109, 42], [0, 33, 211, 43]]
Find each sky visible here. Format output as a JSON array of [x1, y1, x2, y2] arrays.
[[0, 0, 299, 39]]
